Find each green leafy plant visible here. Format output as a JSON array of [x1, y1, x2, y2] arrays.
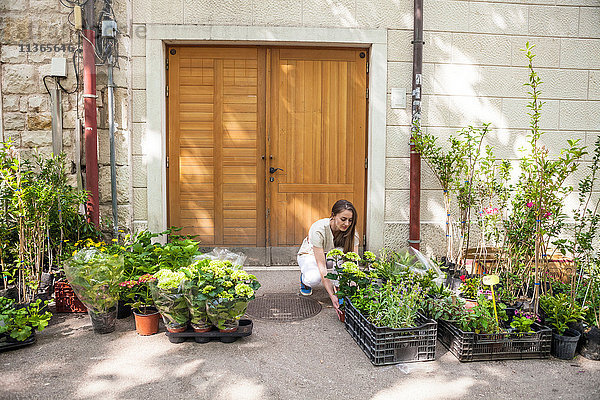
[[0, 297, 51, 341], [459, 276, 481, 299], [540, 293, 585, 335], [352, 281, 427, 329], [64, 248, 124, 314], [510, 310, 540, 333], [150, 269, 189, 329], [0, 143, 95, 303]]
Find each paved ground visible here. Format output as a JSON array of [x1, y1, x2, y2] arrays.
[[2, 270, 599, 400]]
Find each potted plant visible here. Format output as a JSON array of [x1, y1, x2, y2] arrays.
[[540, 293, 585, 360], [0, 297, 51, 350], [150, 269, 189, 333], [202, 261, 260, 332], [64, 248, 124, 334], [120, 274, 160, 336], [181, 259, 212, 332]]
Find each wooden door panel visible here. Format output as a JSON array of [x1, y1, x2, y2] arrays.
[[269, 49, 367, 247], [168, 47, 266, 246]]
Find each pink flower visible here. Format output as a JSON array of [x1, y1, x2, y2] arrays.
[[543, 211, 552, 219], [484, 207, 499, 215], [459, 275, 466, 282], [526, 202, 534, 208]]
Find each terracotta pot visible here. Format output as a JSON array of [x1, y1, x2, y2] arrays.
[[166, 325, 188, 333], [219, 326, 238, 333], [133, 309, 160, 336], [193, 326, 212, 333]]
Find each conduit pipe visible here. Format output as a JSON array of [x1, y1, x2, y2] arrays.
[[409, 0, 424, 250], [83, 2, 99, 227]]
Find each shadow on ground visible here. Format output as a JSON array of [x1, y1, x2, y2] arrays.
[[1, 270, 599, 400]]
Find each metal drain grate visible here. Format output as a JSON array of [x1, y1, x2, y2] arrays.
[[246, 293, 322, 322]]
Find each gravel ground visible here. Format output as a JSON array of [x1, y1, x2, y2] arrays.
[[1, 270, 599, 400]]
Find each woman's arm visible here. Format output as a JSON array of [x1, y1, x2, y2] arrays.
[[313, 247, 341, 313]]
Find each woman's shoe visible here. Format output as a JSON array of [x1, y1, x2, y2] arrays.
[[300, 273, 312, 296]]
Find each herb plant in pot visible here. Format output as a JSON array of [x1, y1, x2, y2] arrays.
[[150, 269, 190, 333], [65, 248, 124, 334], [202, 261, 260, 333], [540, 293, 585, 360], [121, 274, 160, 336]]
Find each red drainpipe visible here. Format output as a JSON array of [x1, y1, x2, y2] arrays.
[[409, 0, 424, 250], [83, 3, 99, 227]]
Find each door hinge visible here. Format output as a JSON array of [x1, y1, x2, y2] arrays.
[[365, 157, 368, 169], [363, 234, 367, 245], [166, 156, 169, 168], [266, 208, 270, 217], [166, 58, 169, 70], [166, 85, 169, 97], [366, 61, 369, 74], [366, 88, 369, 99]]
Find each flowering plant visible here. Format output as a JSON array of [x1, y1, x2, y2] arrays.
[[510, 310, 540, 333], [196, 260, 260, 302], [120, 274, 157, 314], [149, 269, 190, 330]]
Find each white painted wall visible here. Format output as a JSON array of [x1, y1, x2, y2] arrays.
[[129, 0, 600, 256]]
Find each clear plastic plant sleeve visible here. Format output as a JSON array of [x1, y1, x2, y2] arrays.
[[182, 281, 211, 330], [149, 280, 190, 329]]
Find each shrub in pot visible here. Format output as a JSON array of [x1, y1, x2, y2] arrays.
[[540, 293, 585, 359], [65, 248, 124, 334], [150, 269, 189, 332], [201, 261, 260, 332]]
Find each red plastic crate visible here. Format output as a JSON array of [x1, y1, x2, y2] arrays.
[[54, 280, 87, 313]]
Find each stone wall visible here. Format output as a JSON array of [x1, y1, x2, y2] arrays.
[[0, 0, 133, 233]]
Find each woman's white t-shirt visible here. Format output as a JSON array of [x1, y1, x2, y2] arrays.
[[297, 218, 359, 256]]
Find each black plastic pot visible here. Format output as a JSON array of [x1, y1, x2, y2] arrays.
[[551, 329, 581, 360], [88, 307, 117, 334], [117, 300, 131, 319], [0, 331, 36, 353], [579, 326, 600, 361]]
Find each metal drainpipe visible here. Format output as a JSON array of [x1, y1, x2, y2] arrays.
[[83, 2, 99, 228], [108, 57, 118, 236], [409, 0, 424, 251]]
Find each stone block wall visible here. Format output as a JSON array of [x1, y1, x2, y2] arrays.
[[0, 0, 133, 233]]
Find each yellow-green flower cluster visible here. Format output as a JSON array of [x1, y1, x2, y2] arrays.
[[363, 251, 376, 262], [230, 270, 254, 281], [327, 249, 344, 258], [234, 283, 254, 298], [217, 292, 234, 300], [201, 285, 216, 294], [342, 261, 366, 278], [154, 269, 186, 290], [344, 252, 360, 262], [222, 280, 233, 288]]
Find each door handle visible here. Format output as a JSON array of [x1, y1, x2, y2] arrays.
[[269, 167, 284, 174]]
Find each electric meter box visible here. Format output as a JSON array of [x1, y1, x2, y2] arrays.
[[102, 20, 117, 37], [50, 57, 67, 78]]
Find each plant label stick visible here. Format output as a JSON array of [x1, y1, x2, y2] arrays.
[[483, 274, 500, 328]]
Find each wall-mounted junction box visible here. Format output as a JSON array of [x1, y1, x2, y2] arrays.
[[50, 57, 67, 78]]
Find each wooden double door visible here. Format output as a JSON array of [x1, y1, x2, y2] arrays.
[[167, 46, 367, 248]]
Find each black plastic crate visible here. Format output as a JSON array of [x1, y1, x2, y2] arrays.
[[343, 298, 437, 366], [437, 319, 552, 362]]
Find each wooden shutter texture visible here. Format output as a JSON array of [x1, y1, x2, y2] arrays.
[[168, 47, 265, 246], [268, 48, 367, 247]]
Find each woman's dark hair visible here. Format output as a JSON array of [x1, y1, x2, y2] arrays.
[[331, 199, 357, 253]]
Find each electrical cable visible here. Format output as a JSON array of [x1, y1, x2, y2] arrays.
[[42, 75, 52, 97], [57, 49, 81, 95]]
